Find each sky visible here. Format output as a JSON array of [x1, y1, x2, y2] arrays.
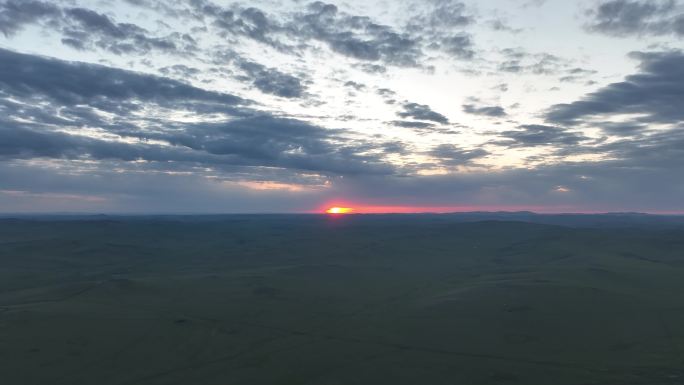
[[0, 0, 683, 214]]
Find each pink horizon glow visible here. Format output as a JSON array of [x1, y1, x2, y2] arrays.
[[311, 203, 684, 215]]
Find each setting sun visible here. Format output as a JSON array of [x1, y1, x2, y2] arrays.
[[325, 207, 354, 214]]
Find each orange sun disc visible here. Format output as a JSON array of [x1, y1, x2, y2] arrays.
[[325, 207, 354, 214]]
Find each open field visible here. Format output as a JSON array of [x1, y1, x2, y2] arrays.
[[1, 214, 684, 385]]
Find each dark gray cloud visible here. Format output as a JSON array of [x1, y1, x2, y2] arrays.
[[4, 140, 684, 213], [343, 81, 366, 91], [598, 127, 684, 168], [376, 88, 398, 105], [204, 3, 289, 50], [330, 126, 683, 211], [188, 0, 425, 66], [0, 48, 244, 109], [398, 103, 449, 124], [295, 2, 423, 67], [0, 48, 393, 177], [495, 125, 589, 148], [559, 67, 599, 83], [187, 0, 478, 68], [427, 144, 488, 166], [596, 122, 647, 136], [0, 161, 332, 214], [438, 33, 475, 59], [463, 103, 507, 117], [329, 155, 684, 212], [547, 50, 684, 126], [141, 116, 393, 175], [0, 1, 196, 55], [377, 88, 397, 97], [408, 0, 473, 31], [585, 0, 684, 37], [379, 141, 410, 156], [66, 8, 135, 39], [4, 0, 477, 68], [407, 0, 476, 60], [392, 121, 436, 129], [235, 59, 307, 98], [61, 7, 197, 56], [0, 121, 208, 163], [0, 0, 60, 36]]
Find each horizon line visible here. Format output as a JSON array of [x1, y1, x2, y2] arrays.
[[1, 210, 684, 217]]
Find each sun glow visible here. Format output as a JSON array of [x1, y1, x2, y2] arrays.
[[317, 204, 572, 214], [325, 207, 354, 214]]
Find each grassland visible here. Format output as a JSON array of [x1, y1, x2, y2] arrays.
[[1, 214, 684, 384]]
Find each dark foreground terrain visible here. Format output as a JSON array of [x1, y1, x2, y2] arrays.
[[1, 214, 684, 385]]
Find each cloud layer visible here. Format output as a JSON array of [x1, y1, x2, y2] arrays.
[[0, 0, 683, 213]]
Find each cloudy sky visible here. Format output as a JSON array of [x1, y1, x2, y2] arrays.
[[0, 0, 683, 213]]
